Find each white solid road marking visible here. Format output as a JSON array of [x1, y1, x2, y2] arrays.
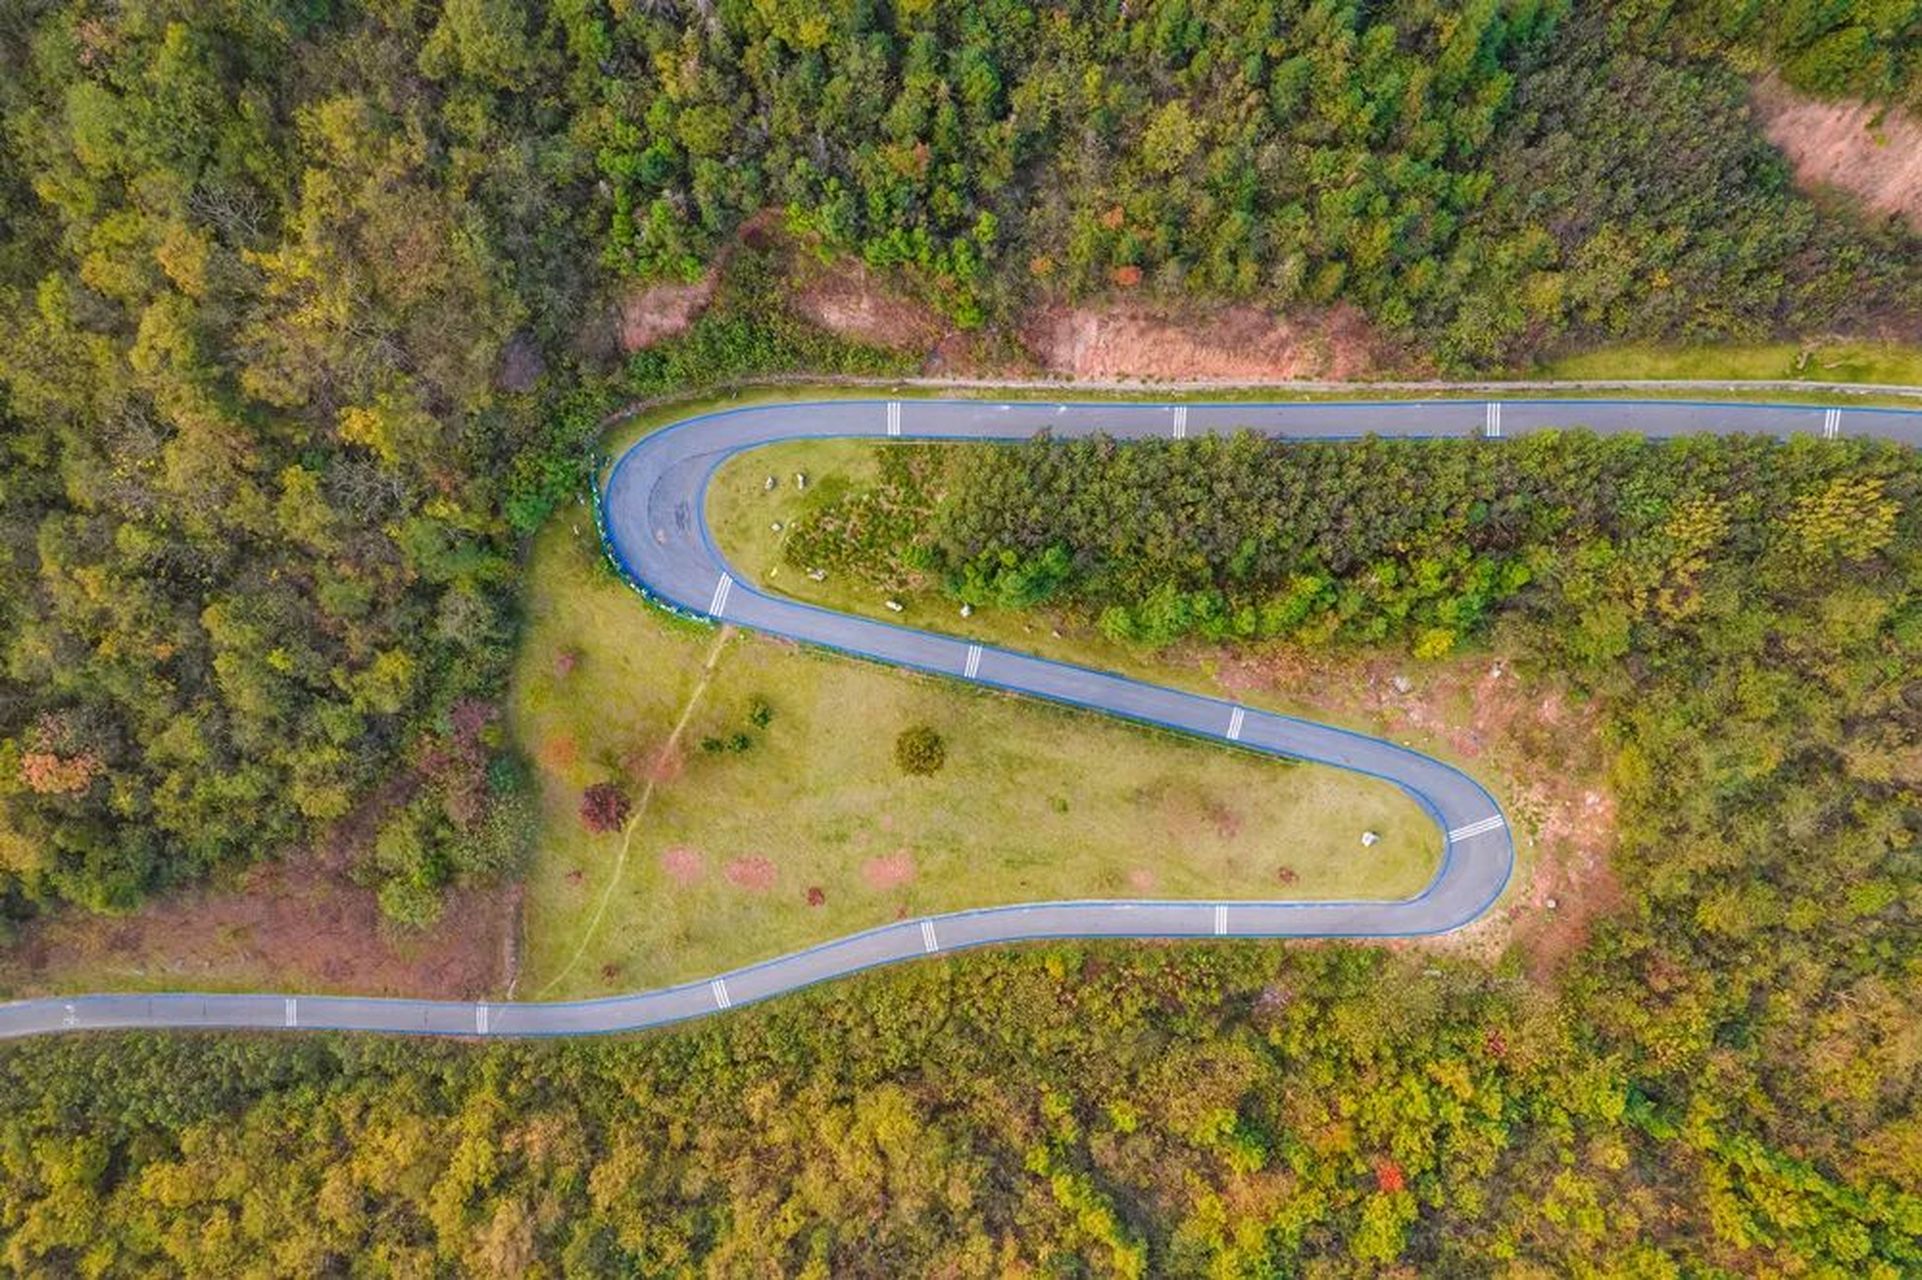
[[1226, 706, 1245, 741], [63, 1003, 77, 1028], [1172, 405, 1188, 439], [964, 644, 983, 679], [1214, 904, 1228, 936], [284, 998, 297, 1028], [711, 978, 732, 1010], [707, 572, 733, 617], [1447, 815, 1506, 842], [887, 400, 902, 437], [1823, 407, 1842, 440], [475, 1003, 490, 1036], [921, 919, 939, 953], [1485, 402, 1503, 438]]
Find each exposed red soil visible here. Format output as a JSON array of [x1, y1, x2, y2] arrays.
[[660, 845, 705, 886], [792, 259, 949, 353], [863, 848, 917, 891], [647, 744, 686, 785], [538, 731, 578, 773], [618, 273, 716, 353], [1146, 781, 1244, 844], [0, 859, 514, 1000], [1022, 301, 1391, 381], [1215, 643, 1620, 981], [1753, 76, 1922, 232], [1127, 867, 1158, 892], [724, 855, 778, 892]]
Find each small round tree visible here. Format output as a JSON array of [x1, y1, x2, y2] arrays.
[[893, 725, 946, 776], [579, 781, 632, 833]]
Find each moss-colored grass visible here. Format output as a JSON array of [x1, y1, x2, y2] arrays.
[[707, 439, 1553, 875], [1537, 340, 1922, 386], [510, 522, 1438, 999]]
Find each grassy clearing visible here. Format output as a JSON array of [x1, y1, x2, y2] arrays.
[[707, 440, 1564, 875], [510, 522, 1437, 998], [1537, 340, 1922, 387]]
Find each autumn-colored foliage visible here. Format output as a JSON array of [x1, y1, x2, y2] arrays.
[[17, 751, 101, 796], [579, 782, 631, 834]]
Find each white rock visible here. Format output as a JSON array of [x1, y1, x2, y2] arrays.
[[885, 599, 904, 612], [794, 472, 807, 489], [770, 522, 783, 532], [1361, 831, 1380, 847], [764, 475, 777, 491], [807, 568, 827, 582], [959, 603, 973, 618], [1545, 896, 1559, 910], [1391, 674, 1412, 694]]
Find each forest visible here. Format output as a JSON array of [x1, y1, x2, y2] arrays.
[[768, 425, 1922, 1270], [1, 1, 1920, 1270]]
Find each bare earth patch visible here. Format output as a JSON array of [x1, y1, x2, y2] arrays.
[[0, 860, 514, 1000], [863, 848, 917, 891], [660, 845, 705, 886], [1754, 76, 1922, 231], [1023, 301, 1390, 381], [618, 273, 716, 353], [724, 855, 778, 892], [792, 259, 948, 353], [1128, 867, 1158, 893], [1216, 644, 1619, 979], [539, 731, 578, 773]]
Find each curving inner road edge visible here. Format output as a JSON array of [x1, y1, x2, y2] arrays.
[[6, 395, 1921, 1041]]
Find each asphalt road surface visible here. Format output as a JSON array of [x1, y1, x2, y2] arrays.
[[6, 395, 1920, 1041]]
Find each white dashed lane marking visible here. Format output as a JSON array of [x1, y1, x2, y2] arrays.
[[1214, 904, 1228, 936], [1485, 402, 1503, 438], [886, 400, 902, 437], [1226, 706, 1245, 741], [284, 998, 297, 1028], [1448, 815, 1506, 842], [1823, 407, 1842, 440], [63, 1004, 76, 1029], [711, 978, 732, 1010], [921, 920, 939, 953], [1172, 405, 1188, 439], [707, 572, 733, 617], [964, 644, 983, 679], [475, 1003, 489, 1036]]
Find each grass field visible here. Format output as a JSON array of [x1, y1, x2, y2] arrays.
[[1537, 339, 1922, 386], [509, 521, 1438, 998]]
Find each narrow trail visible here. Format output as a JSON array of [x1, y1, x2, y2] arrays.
[[535, 626, 732, 998]]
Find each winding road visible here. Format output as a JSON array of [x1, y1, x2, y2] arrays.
[[5, 394, 1921, 1041]]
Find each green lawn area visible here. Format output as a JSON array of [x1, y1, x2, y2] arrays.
[[510, 520, 1438, 999], [706, 437, 1558, 865], [1537, 339, 1922, 386]]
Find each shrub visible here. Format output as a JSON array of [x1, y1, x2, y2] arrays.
[[377, 876, 444, 928], [893, 725, 946, 776], [579, 781, 631, 834]]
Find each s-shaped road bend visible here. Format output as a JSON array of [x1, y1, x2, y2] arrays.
[[6, 395, 1921, 1041]]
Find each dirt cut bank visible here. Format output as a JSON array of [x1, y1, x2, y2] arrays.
[[1754, 76, 1922, 233]]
